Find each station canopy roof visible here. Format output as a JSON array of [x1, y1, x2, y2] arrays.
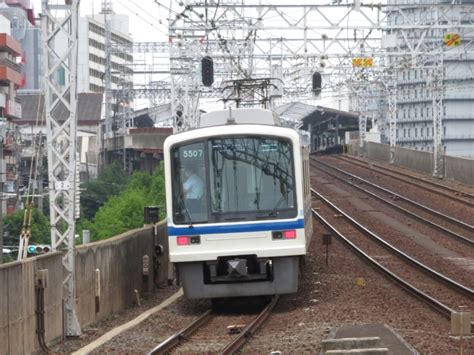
[[275, 101, 359, 130]]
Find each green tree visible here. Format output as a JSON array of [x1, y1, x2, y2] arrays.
[[77, 162, 166, 241], [80, 162, 129, 219], [3, 209, 50, 246]]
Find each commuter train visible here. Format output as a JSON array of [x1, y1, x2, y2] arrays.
[[164, 108, 313, 299]]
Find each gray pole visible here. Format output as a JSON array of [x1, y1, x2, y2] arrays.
[[0, 138, 4, 264]]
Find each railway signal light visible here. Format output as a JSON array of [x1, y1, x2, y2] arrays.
[[312, 72, 322, 96], [27, 245, 51, 254], [201, 56, 214, 87]]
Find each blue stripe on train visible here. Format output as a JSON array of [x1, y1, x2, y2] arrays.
[[168, 218, 305, 236]]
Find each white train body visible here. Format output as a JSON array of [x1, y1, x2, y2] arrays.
[[164, 108, 312, 299]]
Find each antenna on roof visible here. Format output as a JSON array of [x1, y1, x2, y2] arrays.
[[227, 106, 235, 125]]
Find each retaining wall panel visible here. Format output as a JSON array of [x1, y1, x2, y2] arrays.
[[0, 222, 168, 353], [0, 263, 9, 354], [394, 146, 433, 174], [35, 253, 65, 346], [445, 155, 474, 186], [75, 247, 97, 330], [6, 262, 24, 355], [367, 142, 390, 162], [22, 261, 36, 355], [75, 226, 157, 328]]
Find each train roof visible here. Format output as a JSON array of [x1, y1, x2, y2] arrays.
[[199, 108, 281, 127]]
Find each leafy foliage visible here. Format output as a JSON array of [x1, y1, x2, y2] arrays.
[[3, 208, 50, 246], [78, 162, 166, 241], [80, 162, 129, 219]]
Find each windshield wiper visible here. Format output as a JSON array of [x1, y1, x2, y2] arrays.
[[256, 195, 286, 219], [176, 195, 194, 227]]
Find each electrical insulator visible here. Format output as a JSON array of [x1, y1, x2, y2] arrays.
[[312, 72, 322, 96], [201, 56, 214, 87]]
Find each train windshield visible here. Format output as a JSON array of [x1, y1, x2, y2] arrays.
[[171, 136, 296, 224]]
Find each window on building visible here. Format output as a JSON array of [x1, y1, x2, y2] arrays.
[[421, 127, 424, 137], [403, 128, 406, 137], [408, 128, 411, 137], [443, 126, 446, 136], [415, 128, 418, 137]]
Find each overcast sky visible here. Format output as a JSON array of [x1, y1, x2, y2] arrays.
[[32, 0, 170, 42]]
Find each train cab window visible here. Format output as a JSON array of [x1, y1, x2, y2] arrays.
[[208, 136, 296, 221], [171, 142, 208, 224]]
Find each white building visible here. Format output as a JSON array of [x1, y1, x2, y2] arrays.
[[382, 1, 474, 158], [77, 14, 133, 93]]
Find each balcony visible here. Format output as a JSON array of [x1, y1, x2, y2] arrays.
[[444, 114, 474, 121], [0, 33, 21, 56], [0, 64, 22, 85], [6, 97, 22, 118]]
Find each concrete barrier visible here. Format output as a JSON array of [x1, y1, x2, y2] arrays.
[[367, 143, 390, 163], [75, 221, 169, 327], [393, 146, 432, 175], [0, 220, 169, 354], [347, 142, 473, 186], [445, 155, 474, 186], [0, 252, 64, 355]]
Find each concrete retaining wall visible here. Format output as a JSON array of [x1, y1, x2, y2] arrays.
[[347, 142, 473, 186], [0, 252, 64, 355], [0, 221, 169, 354], [393, 145, 433, 175], [367, 142, 390, 163], [445, 155, 474, 186]]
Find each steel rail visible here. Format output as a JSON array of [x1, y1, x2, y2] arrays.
[[311, 193, 474, 329], [311, 157, 474, 232], [338, 154, 474, 200], [335, 155, 474, 206], [148, 309, 213, 354], [310, 160, 473, 246], [220, 296, 279, 355], [311, 188, 473, 298], [311, 207, 454, 320]]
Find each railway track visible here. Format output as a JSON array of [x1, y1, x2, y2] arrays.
[[310, 188, 474, 329], [335, 154, 474, 207], [148, 296, 279, 354], [310, 158, 473, 246], [310, 157, 474, 239]]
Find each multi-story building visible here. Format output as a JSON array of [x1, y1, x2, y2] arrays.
[[0, 0, 40, 92], [0, 13, 23, 215], [381, 1, 474, 158], [77, 14, 133, 93]]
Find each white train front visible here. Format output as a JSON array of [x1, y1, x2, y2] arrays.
[[164, 108, 312, 299]]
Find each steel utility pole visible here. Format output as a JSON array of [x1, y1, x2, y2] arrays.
[[41, 0, 81, 336], [102, 0, 113, 166], [0, 137, 3, 264]]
